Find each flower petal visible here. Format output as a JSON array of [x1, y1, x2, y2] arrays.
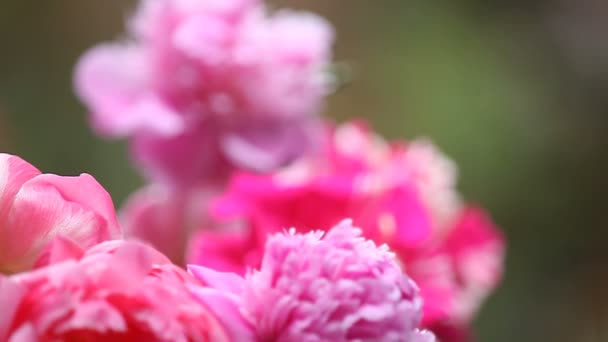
[[188, 265, 245, 295], [188, 285, 255, 342]]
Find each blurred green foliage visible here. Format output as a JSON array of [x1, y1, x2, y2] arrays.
[[1, 1, 607, 341]]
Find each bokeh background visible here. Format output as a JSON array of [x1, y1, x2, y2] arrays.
[[1, 1, 607, 341]]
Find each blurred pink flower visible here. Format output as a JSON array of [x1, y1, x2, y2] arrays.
[[403, 207, 504, 340], [189, 220, 435, 342], [0, 238, 229, 341], [75, 0, 334, 186], [120, 184, 219, 265], [188, 122, 505, 340], [0, 153, 122, 274]]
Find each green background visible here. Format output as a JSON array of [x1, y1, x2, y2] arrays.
[[1, 1, 607, 341]]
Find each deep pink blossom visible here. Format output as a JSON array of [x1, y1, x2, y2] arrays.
[[75, 0, 334, 186], [0, 238, 229, 341], [189, 220, 435, 342], [0, 153, 122, 274], [188, 122, 505, 340]]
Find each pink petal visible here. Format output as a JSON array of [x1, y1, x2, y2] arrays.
[[74, 44, 184, 137], [269, 10, 334, 66], [0, 154, 40, 220], [34, 236, 85, 268], [0, 155, 41, 272], [85, 241, 158, 293], [387, 186, 432, 247], [188, 285, 255, 342], [173, 15, 232, 63], [0, 276, 25, 341], [188, 265, 245, 295], [32, 173, 121, 239], [186, 229, 255, 275], [120, 185, 190, 264], [2, 175, 118, 271], [55, 300, 127, 333], [7, 323, 37, 342]]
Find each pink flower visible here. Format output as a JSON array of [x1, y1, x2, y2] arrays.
[[120, 184, 218, 265], [0, 238, 229, 341], [75, 0, 334, 186], [0, 153, 122, 274], [404, 207, 504, 339], [397, 138, 462, 230], [188, 122, 505, 340], [189, 220, 435, 342]]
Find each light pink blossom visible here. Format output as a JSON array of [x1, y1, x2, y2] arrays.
[[188, 121, 505, 340], [0, 238, 229, 341], [120, 184, 218, 265], [0, 153, 122, 274], [75, 0, 334, 186], [189, 220, 435, 342]]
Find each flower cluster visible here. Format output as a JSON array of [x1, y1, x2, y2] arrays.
[[0, 0, 505, 341], [185, 122, 505, 340], [75, 0, 334, 186], [0, 155, 434, 341]]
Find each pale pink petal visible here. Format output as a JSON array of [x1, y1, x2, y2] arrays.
[[83, 241, 157, 293], [173, 15, 232, 63], [3, 177, 112, 271], [120, 185, 189, 263], [414, 330, 437, 342], [131, 121, 229, 186], [75, 44, 184, 137], [32, 173, 121, 239], [0, 154, 40, 220], [188, 285, 255, 342], [34, 236, 85, 268], [0, 276, 25, 341], [55, 300, 127, 333], [269, 11, 334, 66], [188, 265, 244, 295], [7, 324, 37, 342]]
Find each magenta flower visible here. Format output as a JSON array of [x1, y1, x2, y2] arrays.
[[0, 153, 122, 274], [75, 0, 334, 186], [189, 220, 435, 342], [188, 121, 505, 340], [0, 238, 229, 341]]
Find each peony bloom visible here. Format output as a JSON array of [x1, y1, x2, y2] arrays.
[[0, 238, 229, 341], [188, 122, 505, 340], [0, 153, 122, 274], [75, 0, 334, 186], [189, 220, 435, 342]]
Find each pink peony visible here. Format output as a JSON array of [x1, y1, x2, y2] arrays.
[[0, 153, 122, 274], [189, 220, 435, 342], [0, 238, 229, 341], [188, 122, 505, 340], [75, 0, 334, 186]]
